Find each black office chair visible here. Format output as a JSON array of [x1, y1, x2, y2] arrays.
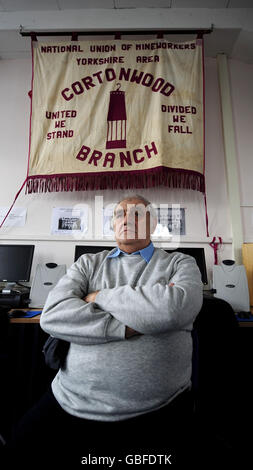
[[190, 296, 239, 464]]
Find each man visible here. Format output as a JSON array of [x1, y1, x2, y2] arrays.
[[5, 194, 202, 467]]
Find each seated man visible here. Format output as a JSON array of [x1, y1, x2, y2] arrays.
[[4, 194, 203, 467]]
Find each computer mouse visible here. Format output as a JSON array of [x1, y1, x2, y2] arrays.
[[238, 312, 251, 319], [243, 312, 252, 319], [8, 309, 27, 318]]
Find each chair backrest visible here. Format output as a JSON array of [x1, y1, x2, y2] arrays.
[[0, 306, 10, 354], [191, 296, 239, 417], [191, 326, 199, 396]]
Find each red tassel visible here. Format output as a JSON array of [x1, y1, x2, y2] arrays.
[[26, 168, 205, 194]]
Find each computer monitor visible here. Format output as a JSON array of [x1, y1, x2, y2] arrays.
[[74, 245, 115, 262], [164, 248, 208, 285], [0, 244, 35, 283], [74, 245, 208, 285]]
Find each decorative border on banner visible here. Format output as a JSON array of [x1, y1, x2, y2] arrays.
[[26, 167, 205, 193], [26, 39, 35, 183], [199, 35, 209, 237]]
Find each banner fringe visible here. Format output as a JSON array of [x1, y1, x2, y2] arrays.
[[26, 168, 205, 194]]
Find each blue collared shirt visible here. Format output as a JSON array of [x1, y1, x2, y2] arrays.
[[107, 242, 154, 263]]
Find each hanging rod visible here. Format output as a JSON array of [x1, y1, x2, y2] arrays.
[[19, 26, 213, 38]]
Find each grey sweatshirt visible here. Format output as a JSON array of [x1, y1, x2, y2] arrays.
[[40, 248, 203, 421]]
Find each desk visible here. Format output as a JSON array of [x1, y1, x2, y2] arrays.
[[8, 306, 41, 323], [237, 307, 253, 327], [9, 307, 253, 325], [237, 320, 253, 327], [9, 313, 41, 324]]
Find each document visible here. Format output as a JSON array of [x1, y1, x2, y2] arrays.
[[0, 207, 27, 227]]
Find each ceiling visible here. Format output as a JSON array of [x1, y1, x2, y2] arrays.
[[0, 0, 253, 63], [1, 1, 253, 10]]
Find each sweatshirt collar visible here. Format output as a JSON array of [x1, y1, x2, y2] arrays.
[[108, 242, 154, 263]]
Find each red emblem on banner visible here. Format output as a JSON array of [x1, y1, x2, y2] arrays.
[[106, 84, 127, 149]]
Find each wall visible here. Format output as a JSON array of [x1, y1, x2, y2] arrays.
[[229, 59, 253, 243], [0, 54, 239, 287]]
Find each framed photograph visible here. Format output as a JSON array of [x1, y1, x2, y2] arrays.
[[51, 207, 88, 235], [154, 207, 185, 237]]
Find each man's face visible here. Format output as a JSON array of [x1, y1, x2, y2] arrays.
[[113, 198, 155, 247]]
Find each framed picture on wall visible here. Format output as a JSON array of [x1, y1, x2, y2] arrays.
[[154, 207, 186, 237], [51, 207, 88, 236]]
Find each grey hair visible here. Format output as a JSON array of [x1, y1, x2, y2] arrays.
[[114, 193, 157, 220]]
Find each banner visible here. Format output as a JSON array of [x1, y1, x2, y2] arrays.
[[27, 38, 205, 193]]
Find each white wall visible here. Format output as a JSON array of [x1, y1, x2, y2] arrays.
[[229, 59, 253, 243], [2, 52, 249, 288]]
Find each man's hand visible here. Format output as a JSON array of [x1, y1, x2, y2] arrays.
[[84, 292, 141, 338], [84, 290, 100, 303]]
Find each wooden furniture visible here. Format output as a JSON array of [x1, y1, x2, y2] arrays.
[[9, 312, 41, 324], [9, 306, 253, 326], [242, 243, 253, 307]]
